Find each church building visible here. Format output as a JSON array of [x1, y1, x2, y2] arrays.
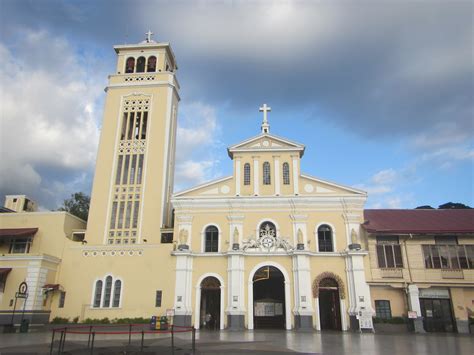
[[1, 34, 472, 333]]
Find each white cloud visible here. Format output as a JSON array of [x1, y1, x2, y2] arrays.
[[0, 30, 103, 209], [174, 101, 223, 190]]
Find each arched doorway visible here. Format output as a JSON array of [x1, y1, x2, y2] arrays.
[[252, 266, 285, 329], [318, 277, 341, 330], [199, 276, 221, 330]]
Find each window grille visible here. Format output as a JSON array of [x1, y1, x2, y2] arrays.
[[263, 162, 271, 185]]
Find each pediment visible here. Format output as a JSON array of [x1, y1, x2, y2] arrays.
[[299, 174, 366, 196], [228, 133, 305, 158], [173, 176, 234, 197]]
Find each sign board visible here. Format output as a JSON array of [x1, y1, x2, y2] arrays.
[[15, 282, 28, 299], [357, 309, 373, 330], [408, 311, 418, 319], [419, 288, 449, 299]]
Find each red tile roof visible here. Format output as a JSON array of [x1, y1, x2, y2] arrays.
[[363, 209, 474, 234]]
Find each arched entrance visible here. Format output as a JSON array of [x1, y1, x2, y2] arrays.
[[252, 266, 286, 329], [199, 276, 221, 330], [313, 272, 346, 331], [318, 278, 341, 330]]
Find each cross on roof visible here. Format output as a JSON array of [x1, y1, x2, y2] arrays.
[[259, 103, 271, 133], [145, 30, 154, 43]]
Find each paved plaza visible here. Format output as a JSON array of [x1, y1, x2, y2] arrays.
[[0, 329, 473, 354]]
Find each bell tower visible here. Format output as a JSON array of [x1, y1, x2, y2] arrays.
[[86, 32, 180, 245]]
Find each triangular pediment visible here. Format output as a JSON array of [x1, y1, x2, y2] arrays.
[[299, 174, 366, 196], [173, 176, 234, 198], [228, 133, 305, 158]]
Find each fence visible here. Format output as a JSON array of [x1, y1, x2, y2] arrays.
[[49, 323, 195, 354]]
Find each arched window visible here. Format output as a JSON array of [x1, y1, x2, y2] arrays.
[[205, 226, 219, 252], [125, 57, 135, 73], [93, 280, 103, 308], [259, 221, 276, 238], [136, 57, 146, 73], [244, 163, 251, 185], [103, 276, 113, 307], [318, 225, 333, 252], [283, 162, 290, 185], [112, 280, 122, 307], [147, 56, 157, 72], [263, 162, 271, 185]]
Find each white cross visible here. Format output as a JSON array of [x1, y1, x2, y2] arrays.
[[259, 103, 271, 124], [145, 30, 153, 43]]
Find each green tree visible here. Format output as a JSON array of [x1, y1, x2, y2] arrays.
[[415, 205, 434, 209], [58, 192, 90, 221], [438, 202, 472, 209]]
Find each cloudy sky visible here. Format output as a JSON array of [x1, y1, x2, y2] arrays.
[[0, 0, 472, 210]]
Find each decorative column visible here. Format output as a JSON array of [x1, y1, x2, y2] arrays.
[[273, 155, 280, 196], [345, 250, 374, 332], [291, 155, 299, 195], [253, 156, 259, 195], [292, 253, 314, 329], [235, 157, 241, 196], [407, 284, 425, 333], [226, 253, 245, 329], [173, 215, 193, 326]]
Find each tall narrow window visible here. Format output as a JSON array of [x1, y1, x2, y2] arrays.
[[115, 156, 123, 185], [263, 162, 271, 185], [59, 291, 66, 308], [244, 163, 251, 185], [155, 290, 163, 307], [141, 112, 148, 139], [122, 155, 130, 184], [147, 56, 157, 72], [124, 201, 132, 229], [120, 113, 128, 140], [93, 280, 103, 308], [283, 162, 290, 185], [134, 112, 141, 139], [132, 201, 140, 228], [103, 276, 113, 307], [129, 155, 137, 184], [117, 202, 125, 229], [136, 57, 146, 73], [376, 236, 403, 268], [318, 225, 333, 252], [136, 155, 144, 184], [125, 57, 135, 73], [127, 112, 135, 140], [204, 226, 219, 252], [112, 280, 121, 307], [110, 202, 118, 229]]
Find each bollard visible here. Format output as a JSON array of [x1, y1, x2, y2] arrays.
[[129, 324, 132, 345], [90, 332, 95, 355], [192, 327, 196, 353], [61, 328, 67, 353], [171, 325, 174, 350], [140, 330, 144, 352], [49, 329, 55, 355], [57, 331, 64, 355], [87, 325, 93, 348]]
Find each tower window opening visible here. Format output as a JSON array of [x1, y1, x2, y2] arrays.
[[147, 56, 157, 72], [263, 162, 271, 185], [244, 163, 251, 185], [115, 156, 123, 185], [141, 112, 148, 139], [129, 155, 137, 184], [136, 154, 144, 184], [103, 276, 113, 307], [125, 57, 135, 73], [134, 112, 141, 139], [127, 112, 135, 140], [110, 202, 118, 229], [136, 57, 146, 73], [121, 155, 130, 185], [120, 113, 128, 140], [117, 202, 125, 229], [125, 201, 132, 229]]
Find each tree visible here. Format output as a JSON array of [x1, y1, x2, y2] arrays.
[[438, 202, 472, 209], [58, 192, 90, 221], [415, 205, 434, 209]]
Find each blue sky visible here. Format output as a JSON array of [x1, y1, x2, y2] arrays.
[[0, 0, 472, 210]]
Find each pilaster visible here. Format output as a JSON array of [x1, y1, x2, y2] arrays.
[[407, 284, 425, 333], [291, 155, 299, 195], [226, 251, 245, 329], [273, 155, 280, 196], [253, 156, 259, 196], [235, 157, 241, 196], [292, 253, 314, 329], [173, 251, 193, 326]]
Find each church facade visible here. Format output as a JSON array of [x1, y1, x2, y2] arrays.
[[1, 35, 473, 333]]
